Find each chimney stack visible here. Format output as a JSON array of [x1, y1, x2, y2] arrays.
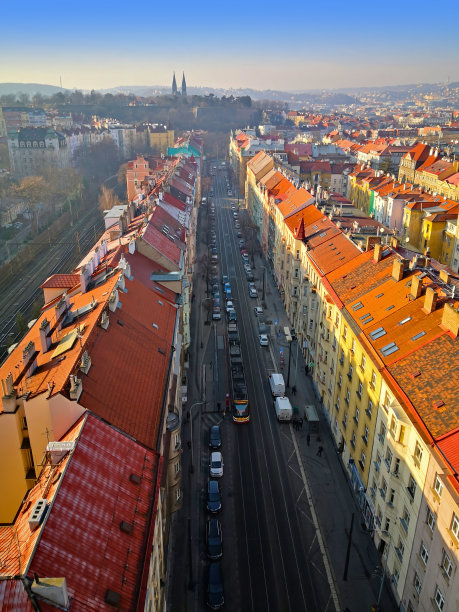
[[23, 341, 38, 378], [423, 287, 438, 314], [410, 275, 423, 300], [441, 302, 459, 337], [366, 235, 381, 252], [390, 236, 399, 249], [39, 318, 51, 353], [80, 265, 88, 294], [373, 242, 384, 263], [439, 269, 450, 284], [392, 258, 408, 282]]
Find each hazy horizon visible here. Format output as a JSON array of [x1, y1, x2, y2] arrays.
[[3, 0, 459, 92]]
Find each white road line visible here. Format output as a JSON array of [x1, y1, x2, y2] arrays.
[[289, 424, 341, 612]]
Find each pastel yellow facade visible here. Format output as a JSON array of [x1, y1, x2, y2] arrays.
[[149, 128, 175, 154], [440, 220, 458, 268], [420, 216, 448, 259]]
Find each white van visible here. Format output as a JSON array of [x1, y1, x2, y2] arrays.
[[275, 397, 292, 422], [269, 373, 285, 397]]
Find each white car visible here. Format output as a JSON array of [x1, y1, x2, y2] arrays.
[[249, 287, 257, 298], [259, 334, 268, 346], [225, 300, 234, 312], [210, 452, 224, 477], [254, 306, 263, 316]]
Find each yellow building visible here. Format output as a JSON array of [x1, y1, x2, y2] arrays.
[[148, 126, 175, 154], [420, 211, 458, 259]]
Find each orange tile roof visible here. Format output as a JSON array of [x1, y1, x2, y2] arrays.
[[284, 204, 324, 235], [277, 188, 314, 218], [40, 274, 79, 290], [388, 333, 459, 439], [307, 233, 360, 276], [0, 274, 120, 408]]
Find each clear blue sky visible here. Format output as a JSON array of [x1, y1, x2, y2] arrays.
[[2, 0, 459, 91]]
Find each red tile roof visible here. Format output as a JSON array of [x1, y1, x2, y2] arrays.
[[80, 278, 176, 448], [0, 413, 160, 611], [141, 223, 182, 268], [162, 191, 187, 211], [0, 580, 31, 611]]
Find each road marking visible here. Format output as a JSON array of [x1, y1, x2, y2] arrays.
[[289, 424, 341, 612]]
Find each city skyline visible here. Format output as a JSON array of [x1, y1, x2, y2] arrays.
[[3, 0, 459, 92]]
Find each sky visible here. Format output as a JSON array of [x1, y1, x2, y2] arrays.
[[2, 0, 459, 92]]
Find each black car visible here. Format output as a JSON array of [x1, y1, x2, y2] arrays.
[[209, 425, 222, 449], [207, 562, 224, 609], [206, 519, 223, 560], [207, 480, 221, 514]]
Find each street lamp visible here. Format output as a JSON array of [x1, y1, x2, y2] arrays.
[[189, 401, 206, 473]]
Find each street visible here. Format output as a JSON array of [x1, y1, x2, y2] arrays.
[[167, 166, 336, 611]]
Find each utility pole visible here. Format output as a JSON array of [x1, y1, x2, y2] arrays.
[[343, 512, 354, 580]]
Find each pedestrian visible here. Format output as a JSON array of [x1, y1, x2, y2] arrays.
[[316, 445, 323, 457], [305, 365, 309, 375], [307, 433, 310, 446], [299, 418, 303, 430], [217, 401, 221, 412], [292, 385, 297, 396]]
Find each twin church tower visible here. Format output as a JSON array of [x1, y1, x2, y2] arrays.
[[171, 72, 187, 96]]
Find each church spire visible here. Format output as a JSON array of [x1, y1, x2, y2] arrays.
[[172, 72, 177, 96], [181, 72, 187, 97]]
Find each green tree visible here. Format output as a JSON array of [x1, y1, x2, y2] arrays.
[[15, 312, 27, 336]]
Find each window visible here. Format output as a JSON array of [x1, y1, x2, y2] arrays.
[[296, 249, 299, 260], [174, 461, 181, 474], [380, 478, 387, 500], [345, 389, 350, 404], [294, 268, 299, 278], [343, 326, 348, 340], [360, 354, 366, 371], [343, 412, 348, 427], [434, 586, 445, 611], [383, 391, 391, 411], [441, 550, 453, 579], [367, 400, 373, 418], [357, 381, 363, 398], [433, 475, 443, 498], [338, 374, 342, 388], [384, 517, 390, 532], [174, 433, 180, 449], [303, 305, 307, 315], [413, 572, 422, 595], [370, 371, 377, 389], [351, 432, 356, 448], [363, 426, 369, 443], [385, 448, 393, 471], [348, 364, 353, 380], [407, 475, 417, 501], [426, 508, 436, 533], [412, 442, 422, 467], [393, 458, 400, 477], [176, 488, 182, 501], [354, 408, 360, 424], [401, 507, 410, 532], [390, 415, 397, 437], [360, 451, 366, 467], [451, 513, 459, 540], [388, 488, 395, 505], [420, 541, 429, 565], [351, 338, 356, 354]]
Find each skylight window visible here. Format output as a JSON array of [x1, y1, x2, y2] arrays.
[[386, 305, 395, 311], [381, 342, 399, 356], [398, 317, 412, 326], [370, 327, 386, 340], [411, 331, 426, 341], [376, 293, 384, 299], [352, 302, 364, 311], [360, 313, 372, 321]]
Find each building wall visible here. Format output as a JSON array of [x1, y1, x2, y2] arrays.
[[402, 449, 459, 612]]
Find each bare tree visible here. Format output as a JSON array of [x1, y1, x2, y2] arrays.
[[98, 185, 121, 212]]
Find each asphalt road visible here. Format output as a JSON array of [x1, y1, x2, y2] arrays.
[[168, 165, 335, 611]]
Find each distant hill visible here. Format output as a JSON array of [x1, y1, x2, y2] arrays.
[[0, 83, 68, 97]]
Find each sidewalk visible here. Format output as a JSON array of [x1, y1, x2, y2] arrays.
[[260, 263, 397, 612]]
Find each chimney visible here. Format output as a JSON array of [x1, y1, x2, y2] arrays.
[[390, 236, 399, 249], [80, 265, 88, 294], [410, 275, 423, 300], [39, 318, 51, 353], [423, 287, 438, 314], [23, 341, 38, 377], [94, 247, 100, 267], [1, 372, 17, 412], [69, 375, 82, 401], [373, 242, 384, 263], [439, 269, 450, 284], [441, 302, 459, 337], [392, 258, 408, 282], [31, 577, 69, 609], [366, 235, 381, 252]]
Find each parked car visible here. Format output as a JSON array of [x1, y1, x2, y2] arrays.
[[254, 306, 263, 316], [209, 451, 224, 477], [206, 519, 223, 560], [209, 425, 222, 449], [221, 275, 229, 286], [207, 480, 221, 514], [207, 562, 224, 610], [259, 334, 269, 347], [249, 287, 257, 298], [237, 232, 242, 239], [246, 272, 254, 281], [227, 308, 237, 322], [225, 300, 234, 312], [212, 308, 221, 321]]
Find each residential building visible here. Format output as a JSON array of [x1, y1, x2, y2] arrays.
[[8, 127, 71, 178], [148, 124, 175, 154]]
